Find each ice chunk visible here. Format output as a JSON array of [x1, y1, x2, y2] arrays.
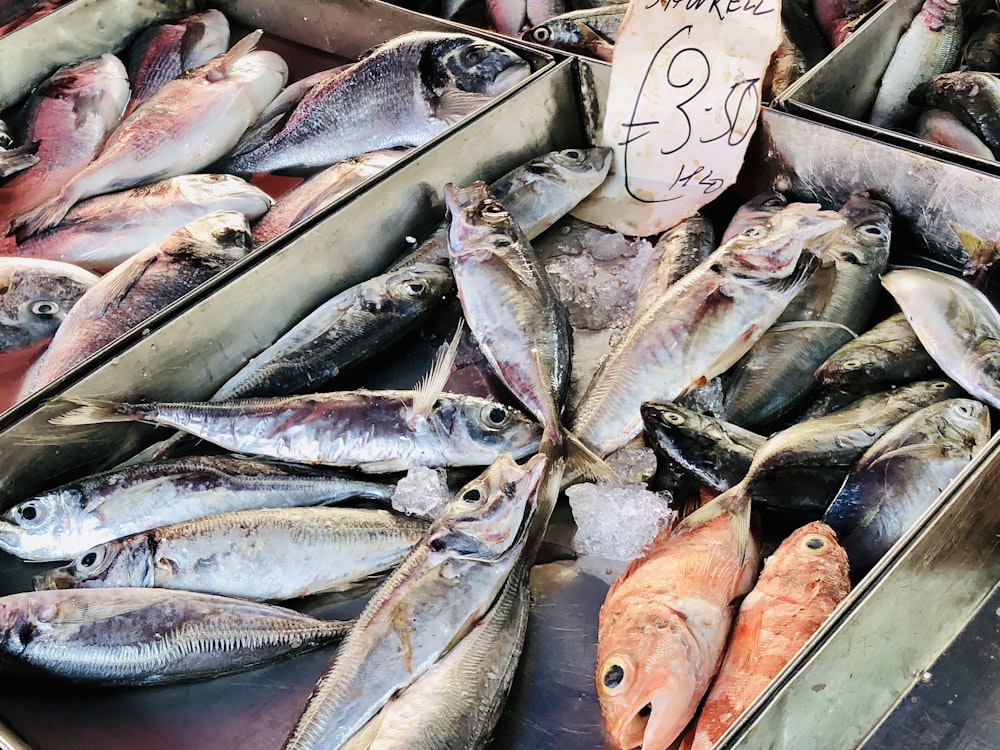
[[677, 376, 726, 419], [567, 482, 677, 561], [606, 445, 659, 484], [391, 466, 451, 518]]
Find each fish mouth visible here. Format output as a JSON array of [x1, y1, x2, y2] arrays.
[[610, 684, 692, 750], [33, 571, 71, 591], [484, 60, 532, 97]]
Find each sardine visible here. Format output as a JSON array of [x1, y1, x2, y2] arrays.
[[742, 379, 963, 514], [0, 258, 98, 353], [24, 211, 252, 393], [724, 193, 892, 429], [641, 402, 764, 493], [522, 7, 624, 62], [0, 588, 351, 685], [223, 32, 530, 175], [596, 488, 762, 750], [340, 560, 531, 750], [251, 150, 407, 245], [682, 521, 850, 749], [909, 71, 1000, 158], [213, 263, 455, 399], [36, 507, 429, 601], [868, 0, 963, 128], [123, 9, 231, 118], [11, 31, 288, 239], [913, 108, 996, 160], [823, 398, 990, 577], [0, 55, 130, 225], [568, 203, 845, 457], [882, 266, 1000, 409], [281, 453, 546, 750], [962, 8, 1000, 72], [634, 213, 715, 315], [720, 191, 788, 245], [1, 174, 272, 269], [814, 311, 940, 388], [389, 146, 612, 270], [0, 454, 396, 562]]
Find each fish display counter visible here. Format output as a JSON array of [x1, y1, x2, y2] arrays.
[[2, 9, 1000, 750]]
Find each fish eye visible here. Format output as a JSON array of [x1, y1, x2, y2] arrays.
[[663, 411, 685, 425], [214, 227, 248, 245], [462, 46, 486, 66], [460, 486, 488, 507], [741, 225, 766, 238], [480, 404, 512, 428], [598, 654, 632, 696], [931, 381, 950, 390], [15, 501, 45, 526], [801, 534, 828, 553], [563, 149, 582, 160], [953, 402, 977, 418], [531, 27, 551, 43], [30, 300, 60, 317], [403, 280, 428, 297], [75, 547, 105, 571], [841, 359, 863, 371], [482, 202, 507, 219], [860, 223, 885, 238]]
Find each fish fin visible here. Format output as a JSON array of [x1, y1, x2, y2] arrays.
[[49, 397, 135, 427], [409, 320, 463, 426], [949, 222, 999, 273], [676, 482, 753, 565], [44, 593, 172, 623], [433, 90, 493, 125], [867, 443, 948, 467], [10, 191, 75, 241], [563, 429, 620, 483], [96, 255, 158, 314], [731, 596, 765, 672], [0, 142, 39, 178], [206, 29, 262, 82], [576, 24, 617, 62]]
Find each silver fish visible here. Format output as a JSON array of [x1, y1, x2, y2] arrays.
[[25, 210, 252, 393], [568, 203, 845, 457], [913, 108, 996, 161], [223, 32, 530, 175], [341, 560, 531, 750], [723, 193, 892, 428], [823, 398, 990, 577], [523, 6, 623, 61], [882, 266, 1000, 409], [720, 191, 788, 245], [0, 258, 99, 353], [0, 587, 352, 685], [634, 213, 715, 315], [281, 452, 546, 750], [1, 173, 272, 269], [11, 31, 288, 238], [52, 391, 543, 474], [0, 54, 130, 225], [251, 150, 406, 245], [123, 8, 231, 118], [0, 454, 396, 562], [868, 0, 963, 128], [389, 146, 612, 270], [213, 263, 456, 399], [36, 507, 429, 601]]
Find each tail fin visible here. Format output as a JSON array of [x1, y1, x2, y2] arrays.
[[675, 480, 753, 565], [11, 191, 74, 240], [49, 397, 137, 427], [563, 429, 620, 483]]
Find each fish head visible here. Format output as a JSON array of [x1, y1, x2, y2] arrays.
[[34, 537, 153, 591], [721, 190, 788, 244], [835, 193, 892, 265], [428, 452, 546, 559], [30, 54, 130, 131], [541, 146, 614, 184], [444, 181, 522, 261], [0, 488, 82, 560], [171, 210, 253, 265], [756, 521, 850, 604], [434, 396, 543, 466], [523, 20, 576, 47], [380, 263, 456, 312], [0, 259, 99, 352], [178, 9, 232, 70], [225, 49, 290, 113], [935, 398, 991, 451], [177, 174, 275, 218], [596, 607, 703, 750], [423, 34, 531, 104]]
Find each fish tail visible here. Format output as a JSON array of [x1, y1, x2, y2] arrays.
[[676, 481, 753, 564], [949, 221, 999, 274], [10, 191, 74, 241], [49, 397, 144, 427], [563, 428, 620, 483]]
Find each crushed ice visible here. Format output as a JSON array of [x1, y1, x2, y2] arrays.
[[567, 482, 677, 561], [391, 466, 451, 518]]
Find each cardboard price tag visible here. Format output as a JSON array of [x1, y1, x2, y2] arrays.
[[573, 0, 782, 235]]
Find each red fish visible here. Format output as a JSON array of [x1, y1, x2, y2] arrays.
[[595, 486, 761, 750], [681, 521, 850, 749]]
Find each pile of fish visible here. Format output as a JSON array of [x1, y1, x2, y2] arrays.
[[867, 0, 1000, 160], [0, 7, 533, 409]]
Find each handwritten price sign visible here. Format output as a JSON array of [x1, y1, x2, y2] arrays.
[[573, 0, 781, 235]]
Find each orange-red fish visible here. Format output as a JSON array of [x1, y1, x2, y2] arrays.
[[595, 487, 761, 750], [681, 521, 850, 750]]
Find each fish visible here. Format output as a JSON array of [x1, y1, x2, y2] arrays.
[[0, 454, 396, 562], [913, 108, 996, 160], [633, 213, 715, 315], [723, 193, 892, 429], [522, 7, 625, 62], [908, 71, 1000, 158], [814, 311, 940, 389], [823, 398, 990, 577], [0, 258, 99, 353], [389, 146, 612, 270], [0, 54, 130, 225], [812, 0, 885, 48], [10, 31, 288, 239], [212, 263, 455, 399], [0, 587, 352, 685], [340, 559, 531, 750], [0, 0, 71, 37], [223, 32, 530, 175], [596, 486, 762, 750], [961, 8, 1000, 72], [123, 8, 231, 118], [765, 21, 810, 101], [1, 173, 273, 269], [281, 452, 546, 750], [251, 150, 407, 245], [681, 521, 850, 749], [720, 191, 788, 245], [741, 379, 963, 515], [23, 210, 252, 393], [0, 118, 38, 180], [36, 507, 429, 601], [882, 267, 1000, 409], [568, 203, 845, 457], [641, 402, 765, 494], [868, 0, 963, 128]]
